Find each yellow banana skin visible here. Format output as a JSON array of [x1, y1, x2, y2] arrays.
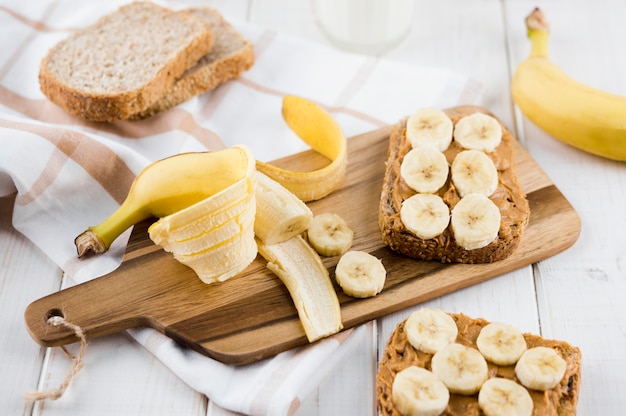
[[511, 8, 626, 161], [75, 146, 254, 256]]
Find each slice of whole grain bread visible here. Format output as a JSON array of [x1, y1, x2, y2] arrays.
[[39, 1, 214, 122], [131, 7, 255, 119]]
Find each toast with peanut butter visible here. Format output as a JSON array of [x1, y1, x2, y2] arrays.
[[378, 106, 530, 263], [377, 309, 581, 415]]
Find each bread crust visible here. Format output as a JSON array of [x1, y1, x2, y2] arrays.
[[131, 7, 255, 119], [377, 313, 582, 416], [379, 107, 530, 263], [38, 2, 214, 122]]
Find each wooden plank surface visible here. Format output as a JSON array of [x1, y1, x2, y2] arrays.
[[24, 106, 580, 365]]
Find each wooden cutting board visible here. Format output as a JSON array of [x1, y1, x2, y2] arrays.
[[24, 106, 581, 365]]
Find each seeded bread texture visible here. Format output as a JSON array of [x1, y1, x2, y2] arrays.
[[131, 7, 255, 119], [39, 1, 214, 122], [378, 107, 530, 264]]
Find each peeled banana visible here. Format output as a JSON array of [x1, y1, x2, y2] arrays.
[[512, 8, 626, 161], [75, 146, 255, 256]]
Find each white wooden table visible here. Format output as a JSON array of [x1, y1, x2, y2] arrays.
[[2, 0, 625, 414]]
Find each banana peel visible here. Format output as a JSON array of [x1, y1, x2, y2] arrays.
[[257, 96, 347, 201]]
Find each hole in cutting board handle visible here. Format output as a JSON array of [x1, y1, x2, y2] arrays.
[[45, 308, 64, 324]]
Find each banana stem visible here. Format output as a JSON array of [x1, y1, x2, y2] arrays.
[[525, 8, 550, 58], [75, 200, 148, 257]]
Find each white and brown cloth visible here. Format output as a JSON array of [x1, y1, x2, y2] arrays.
[[0, 0, 482, 414]]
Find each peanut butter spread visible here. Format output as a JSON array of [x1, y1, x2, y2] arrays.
[[390, 113, 530, 248], [376, 314, 582, 416], [378, 107, 532, 263]]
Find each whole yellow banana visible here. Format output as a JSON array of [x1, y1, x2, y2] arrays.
[[75, 145, 255, 257], [511, 8, 626, 161]]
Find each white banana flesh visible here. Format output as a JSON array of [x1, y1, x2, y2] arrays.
[[404, 308, 458, 354], [406, 107, 454, 151], [392, 366, 450, 416], [400, 146, 449, 194], [334, 250, 386, 298], [515, 346, 567, 390], [453, 112, 502, 152], [257, 235, 343, 342], [305, 212, 353, 257], [400, 194, 450, 240], [476, 322, 528, 366], [254, 171, 312, 245], [478, 378, 533, 416], [431, 343, 489, 395], [450, 193, 501, 250], [450, 150, 498, 197], [149, 147, 258, 284]]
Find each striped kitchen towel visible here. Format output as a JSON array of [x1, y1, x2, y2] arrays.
[[0, 0, 482, 414]]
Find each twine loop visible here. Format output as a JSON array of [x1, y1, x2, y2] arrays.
[[24, 315, 87, 402]]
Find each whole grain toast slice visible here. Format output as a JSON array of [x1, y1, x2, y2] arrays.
[[131, 7, 255, 119], [39, 1, 214, 122], [377, 312, 582, 415], [379, 106, 530, 263]]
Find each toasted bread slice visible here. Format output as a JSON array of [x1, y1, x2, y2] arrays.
[[377, 312, 582, 416], [131, 7, 254, 119], [39, 1, 214, 122], [379, 107, 530, 263]]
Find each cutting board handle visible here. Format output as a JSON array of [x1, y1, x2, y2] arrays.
[[24, 255, 166, 347]]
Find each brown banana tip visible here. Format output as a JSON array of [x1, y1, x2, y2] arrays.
[[526, 7, 549, 32], [74, 230, 106, 258]]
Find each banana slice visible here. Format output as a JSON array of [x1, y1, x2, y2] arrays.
[[453, 112, 502, 152], [334, 250, 386, 298], [306, 213, 353, 257], [404, 308, 458, 354], [392, 366, 450, 416], [431, 343, 489, 395], [400, 146, 449, 193], [515, 346, 567, 391], [254, 172, 312, 245], [450, 149, 498, 197], [478, 378, 534, 416], [400, 194, 450, 240], [476, 322, 528, 366], [405, 107, 454, 151], [450, 193, 501, 250]]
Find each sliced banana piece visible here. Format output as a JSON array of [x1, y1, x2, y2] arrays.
[[431, 343, 489, 395], [306, 212, 353, 256], [478, 378, 534, 416], [334, 250, 386, 298], [476, 322, 528, 366], [254, 172, 312, 245], [392, 366, 450, 416], [406, 107, 453, 151], [405, 308, 458, 354], [400, 146, 449, 193], [400, 194, 450, 240], [450, 149, 499, 197], [450, 193, 501, 250], [515, 346, 567, 390], [453, 112, 502, 152]]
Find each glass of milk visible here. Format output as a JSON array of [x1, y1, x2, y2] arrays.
[[314, 0, 415, 55]]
